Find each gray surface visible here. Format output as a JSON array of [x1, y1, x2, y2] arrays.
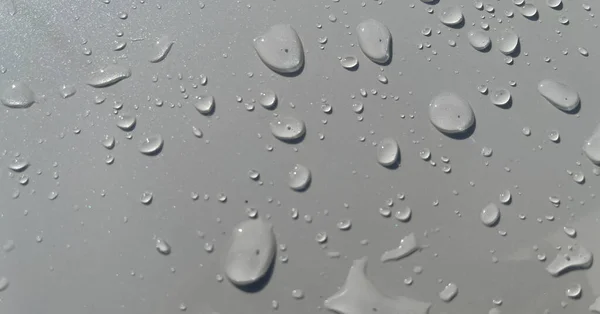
[[0, 0, 599, 313]]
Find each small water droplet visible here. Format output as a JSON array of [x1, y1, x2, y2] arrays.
[[87, 65, 131, 88], [139, 135, 163, 155], [149, 35, 174, 63], [194, 95, 215, 115], [141, 191, 153, 204], [116, 114, 136, 131], [395, 207, 412, 222], [377, 137, 400, 167], [289, 164, 311, 191], [340, 56, 359, 69], [439, 283, 458, 302], [337, 219, 352, 230], [566, 283, 582, 299], [481, 147, 493, 157], [490, 88, 511, 106], [59, 84, 76, 99], [259, 90, 277, 109], [520, 4, 538, 17], [316, 232, 328, 243], [156, 238, 171, 255], [499, 190, 511, 204]]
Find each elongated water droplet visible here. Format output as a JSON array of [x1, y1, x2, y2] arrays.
[[324, 257, 431, 314], [381, 233, 419, 262], [429, 92, 475, 135], [538, 79, 580, 112], [356, 19, 392, 64], [270, 116, 306, 141], [87, 65, 131, 88], [149, 35, 174, 63], [563, 226, 577, 238], [116, 114, 136, 131], [156, 238, 171, 255], [225, 219, 276, 286], [546, 245, 593, 276], [194, 95, 215, 115], [439, 6, 464, 26], [341, 56, 359, 69], [259, 90, 277, 109], [490, 88, 511, 106], [578, 47, 589, 57], [139, 135, 163, 155], [253, 25, 304, 74], [497, 29, 519, 55], [8, 159, 29, 172], [377, 137, 399, 167], [468, 30, 491, 51], [289, 164, 311, 191], [1, 82, 35, 108], [439, 283, 458, 302], [481, 203, 500, 226]]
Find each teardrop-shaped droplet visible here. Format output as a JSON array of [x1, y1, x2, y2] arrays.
[[194, 95, 215, 114], [116, 114, 136, 131], [468, 30, 491, 51], [520, 4, 538, 17], [139, 135, 163, 155], [429, 92, 475, 135], [481, 203, 500, 226], [289, 164, 311, 191], [340, 56, 359, 69], [259, 90, 277, 109], [225, 219, 276, 286], [497, 29, 519, 55], [356, 19, 392, 64], [149, 35, 174, 63], [87, 65, 131, 88], [490, 88, 511, 106], [538, 79, 580, 112], [376, 137, 399, 167], [1, 82, 35, 108], [253, 24, 304, 74], [270, 116, 306, 141], [439, 6, 464, 26], [156, 238, 171, 255]]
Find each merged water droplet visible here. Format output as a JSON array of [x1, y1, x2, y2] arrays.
[[537, 79, 580, 112], [1, 82, 35, 108], [139, 135, 163, 155], [497, 29, 519, 55], [340, 56, 359, 69], [253, 25, 304, 74], [87, 65, 131, 88], [259, 90, 277, 109], [439, 7, 464, 26], [270, 116, 306, 141], [546, 245, 593, 276], [149, 35, 174, 63], [224, 219, 276, 286], [381, 233, 418, 262], [356, 19, 392, 64], [194, 95, 215, 115], [490, 88, 511, 106], [468, 30, 491, 51], [428, 92, 475, 136], [376, 137, 399, 167], [289, 164, 311, 191], [481, 203, 500, 226]]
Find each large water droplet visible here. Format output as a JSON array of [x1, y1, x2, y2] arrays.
[[429, 92, 475, 135], [481, 203, 500, 226], [376, 137, 399, 167], [1, 82, 35, 108], [520, 4, 538, 17], [490, 88, 511, 106], [537, 79, 580, 112], [270, 116, 306, 141], [289, 164, 311, 191], [149, 35, 174, 63], [139, 135, 163, 155], [439, 7, 464, 26], [546, 245, 593, 276], [356, 19, 392, 64], [87, 65, 131, 88], [468, 30, 491, 51], [225, 219, 276, 286], [194, 95, 215, 115], [8, 159, 29, 172], [324, 257, 431, 314], [381, 233, 419, 262], [253, 25, 304, 74], [497, 29, 519, 55]]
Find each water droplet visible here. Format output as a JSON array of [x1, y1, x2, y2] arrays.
[[289, 164, 311, 191], [548, 130, 560, 142], [8, 159, 28, 172], [59, 84, 76, 99], [192, 126, 203, 138], [474, 1, 484, 10], [572, 171, 585, 184], [1, 82, 35, 108], [340, 56, 359, 69], [522, 127, 531, 136], [377, 74, 388, 84], [149, 35, 174, 63], [377, 137, 399, 167], [565, 283, 582, 299], [481, 203, 500, 226], [259, 90, 277, 109], [490, 88, 511, 106], [292, 289, 305, 299], [419, 148, 431, 160], [139, 135, 163, 155], [546, 245, 593, 276], [102, 135, 115, 149], [499, 190, 511, 204], [558, 16, 569, 24], [48, 191, 58, 200], [497, 29, 519, 55], [381, 233, 419, 262], [578, 47, 589, 56], [0, 277, 9, 291], [194, 95, 215, 115], [87, 65, 131, 88], [356, 19, 392, 64], [395, 207, 412, 222], [520, 4, 538, 17], [429, 92, 475, 136], [156, 238, 171, 255], [270, 116, 306, 141], [225, 219, 276, 286], [481, 147, 493, 157], [316, 232, 328, 243], [563, 226, 577, 238], [439, 283, 458, 302], [547, 0, 561, 8], [253, 25, 304, 74], [141, 191, 153, 204], [477, 84, 488, 94], [324, 257, 431, 314], [116, 114, 136, 131], [439, 6, 464, 26], [538, 79, 580, 112], [337, 219, 352, 230], [248, 169, 260, 180]]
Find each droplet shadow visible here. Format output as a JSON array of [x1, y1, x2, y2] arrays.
[[235, 257, 275, 293], [382, 154, 401, 170], [561, 100, 581, 115], [444, 119, 476, 140], [508, 42, 521, 58], [551, 2, 563, 10], [277, 61, 304, 77], [446, 18, 465, 29], [496, 98, 513, 109], [523, 11, 539, 21], [279, 132, 306, 145]]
